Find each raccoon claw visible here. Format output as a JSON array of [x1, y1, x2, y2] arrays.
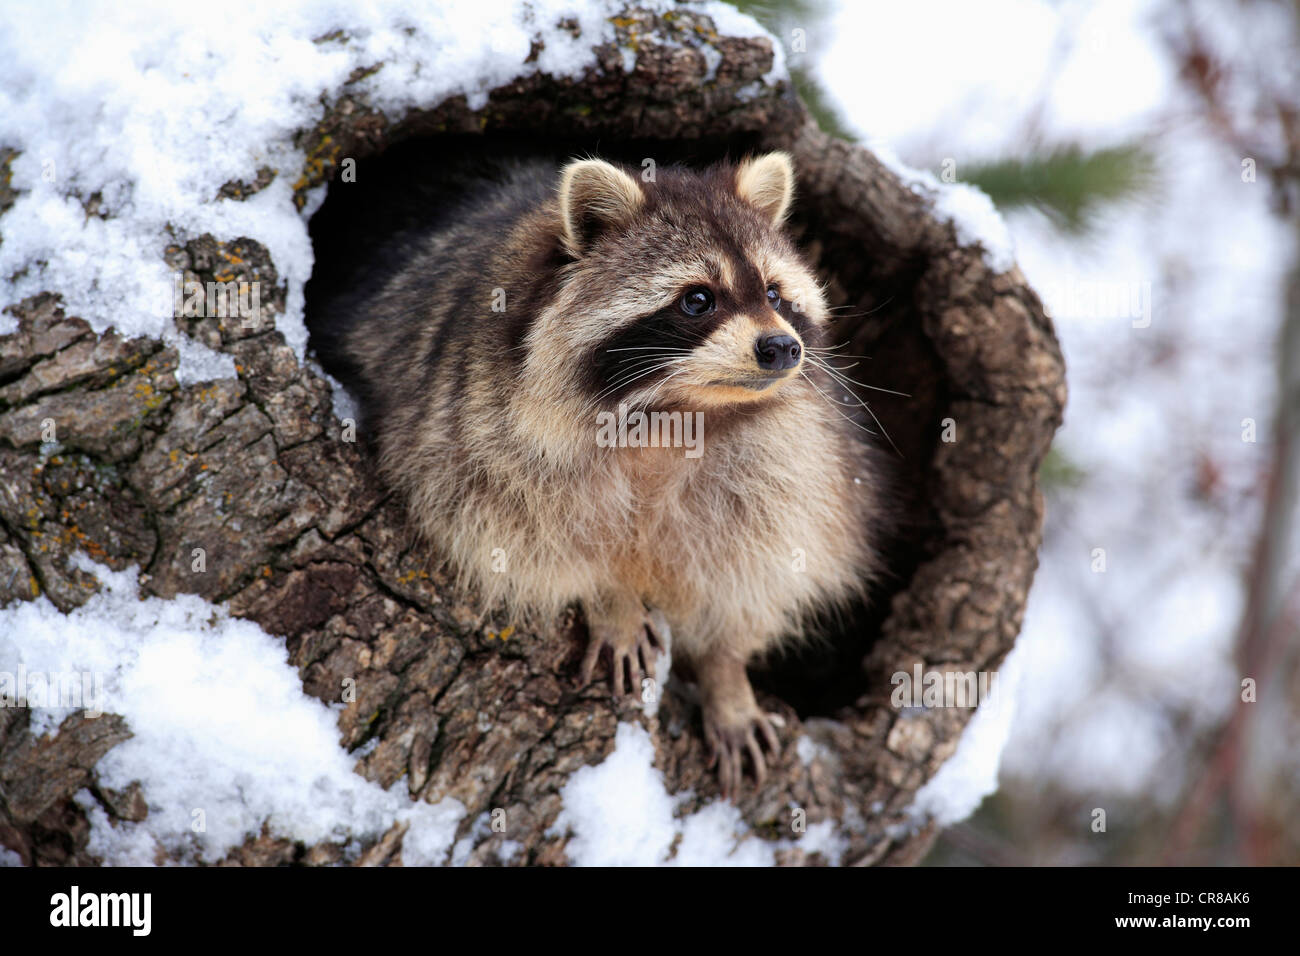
[[579, 615, 660, 697], [704, 708, 782, 799]]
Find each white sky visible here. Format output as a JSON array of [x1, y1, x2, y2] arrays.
[[817, 0, 1170, 159]]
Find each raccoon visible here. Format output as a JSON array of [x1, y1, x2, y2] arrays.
[[306, 151, 884, 796]]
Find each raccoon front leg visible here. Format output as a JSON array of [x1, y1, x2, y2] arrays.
[[579, 594, 661, 696], [696, 649, 782, 797]]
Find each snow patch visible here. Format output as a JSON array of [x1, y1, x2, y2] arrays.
[[796, 819, 848, 865], [167, 330, 239, 385], [641, 608, 673, 718], [909, 640, 1024, 826], [552, 723, 680, 866], [0, 0, 781, 377], [497, 838, 524, 863], [553, 721, 843, 866], [795, 732, 833, 766], [874, 145, 1017, 274], [0, 557, 464, 865], [699, 1, 787, 86], [672, 800, 774, 866]]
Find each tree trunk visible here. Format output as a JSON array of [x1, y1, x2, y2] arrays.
[[0, 5, 1065, 866]]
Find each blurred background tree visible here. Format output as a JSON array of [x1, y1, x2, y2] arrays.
[[731, 0, 1299, 865]]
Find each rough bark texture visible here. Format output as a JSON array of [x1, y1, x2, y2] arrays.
[[0, 5, 1065, 866]]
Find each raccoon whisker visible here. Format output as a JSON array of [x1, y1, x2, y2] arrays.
[[801, 366, 902, 457], [801, 387, 886, 445], [808, 357, 879, 368], [608, 354, 692, 371], [861, 403, 902, 458], [806, 359, 903, 441], [806, 354, 864, 373], [823, 296, 895, 318], [799, 365, 905, 456], [653, 328, 715, 350], [637, 367, 689, 411], [605, 346, 695, 353], [797, 370, 881, 438], [594, 370, 665, 404], [806, 344, 872, 359], [804, 355, 910, 398], [825, 313, 899, 327], [806, 348, 874, 361], [606, 353, 687, 373], [821, 360, 862, 373], [592, 376, 671, 409], [797, 367, 870, 420], [605, 357, 687, 384], [806, 354, 871, 386], [610, 354, 689, 372], [594, 358, 688, 404], [639, 379, 681, 413]]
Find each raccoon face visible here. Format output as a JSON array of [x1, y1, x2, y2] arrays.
[[533, 152, 829, 412]]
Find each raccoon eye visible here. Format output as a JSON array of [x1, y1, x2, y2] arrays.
[[679, 287, 715, 317], [766, 285, 781, 309]]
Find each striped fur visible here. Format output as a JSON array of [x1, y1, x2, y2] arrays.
[[306, 153, 885, 793]]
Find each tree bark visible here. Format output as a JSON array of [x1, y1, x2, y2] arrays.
[[0, 5, 1065, 866]]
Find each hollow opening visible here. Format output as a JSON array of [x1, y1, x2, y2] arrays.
[[304, 132, 947, 720]]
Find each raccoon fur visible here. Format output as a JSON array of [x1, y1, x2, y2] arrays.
[[306, 151, 884, 796]]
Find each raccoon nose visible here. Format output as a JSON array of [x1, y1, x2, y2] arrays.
[[755, 333, 801, 371]]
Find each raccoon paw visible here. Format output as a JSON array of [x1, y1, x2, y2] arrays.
[[579, 613, 662, 697], [703, 705, 783, 799]]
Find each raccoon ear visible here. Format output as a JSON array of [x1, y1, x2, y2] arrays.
[[557, 159, 644, 257], [735, 152, 795, 225]]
